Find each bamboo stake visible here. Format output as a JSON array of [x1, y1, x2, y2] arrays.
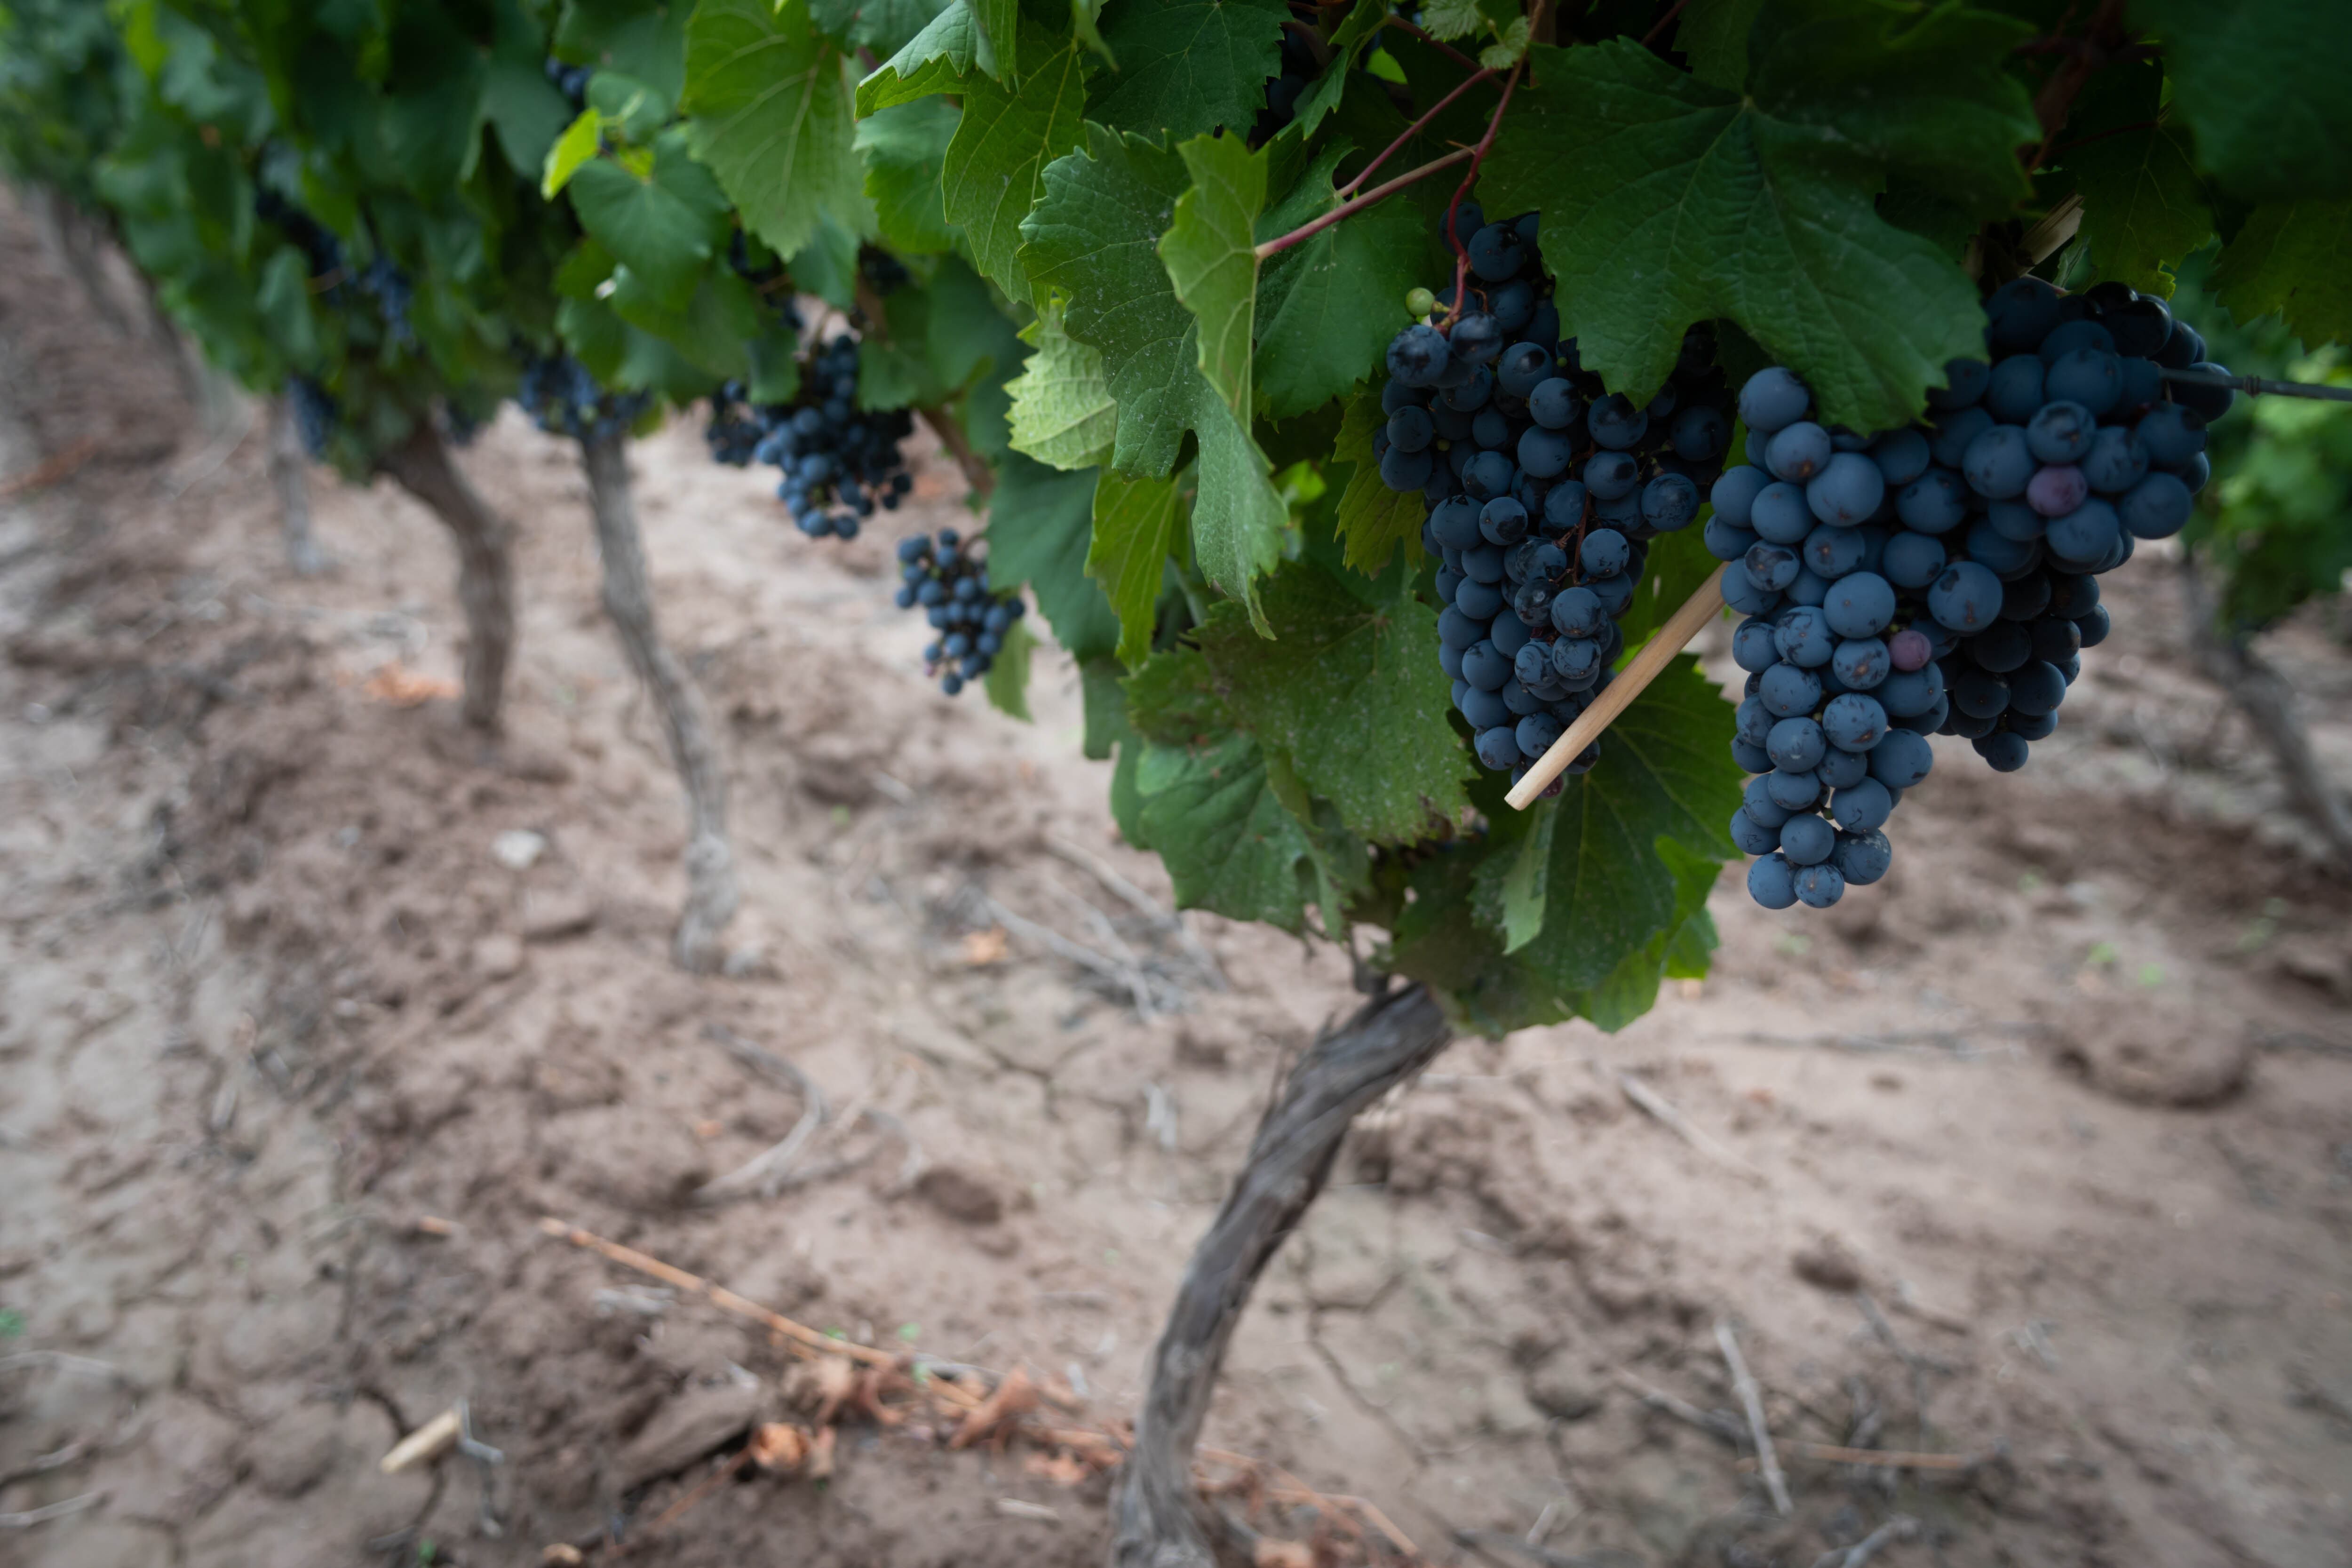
[[1505, 565, 1726, 810]]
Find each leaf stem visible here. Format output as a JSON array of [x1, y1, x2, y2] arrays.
[[1640, 0, 1689, 48], [1338, 67, 1497, 200], [1253, 145, 1476, 262]]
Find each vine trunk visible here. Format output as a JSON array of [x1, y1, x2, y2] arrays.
[[2181, 553, 2352, 866], [1112, 982, 1452, 1568], [377, 421, 514, 733], [264, 396, 325, 577], [580, 430, 739, 972]]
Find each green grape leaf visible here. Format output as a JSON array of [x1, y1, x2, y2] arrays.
[[1080, 653, 1131, 759], [485, 52, 574, 176], [983, 616, 1036, 718], [966, 0, 1019, 81], [1390, 658, 1739, 1034], [1189, 392, 1291, 636], [1128, 733, 1316, 931], [1330, 384, 1425, 576], [682, 0, 864, 264], [607, 263, 761, 377], [1160, 132, 1266, 416], [557, 0, 688, 102], [1480, 657, 1740, 987], [1087, 0, 1287, 146], [944, 31, 1089, 303], [789, 212, 862, 308], [1480, 39, 1986, 432], [564, 133, 731, 310], [2055, 57, 2210, 299], [1293, 0, 1386, 137], [987, 452, 1121, 660], [1159, 133, 1287, 626], [1021, 127, 1197, 478], [541, 109, 604, 197], [857, 97, 961, 255], [1254, 144, 1419, 420], [1748, 0, 2039, 222], [254, 247, 319, 366], [2213, 202, 2352, 349], [811, 0, 951, 56], [1006, 297, 1119, 469], [1677, 0, 1764, 89], [1417, 0, 1485, 40], [588, 70, 675, 143], [856, 0, 992, 114], [1187, 559, 1471, 841], [1088, 467, 1184, 668], [384, 11, 491, 195], [1564, 836, 1721, 1031], [2127, 0, 2352, 204]]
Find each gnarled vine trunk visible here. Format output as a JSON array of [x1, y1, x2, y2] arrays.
[[2180, 553, 2352, 866], [265, 396, 326, 577], [580, 431, 739, 972], [1112, 982, 1452, 1568], [377, 421, 515, 733]]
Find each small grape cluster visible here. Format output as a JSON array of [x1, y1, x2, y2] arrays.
[[895, 529, 1025, 696], [1380, 203, 1731, 788], [1251, 27, 1325, 145], [544, 57, 591, 111], [354, 256, 415, 348], [254, 186, 344, 287], [702, 335, 916, 539], [516, 352, 651, 444], [253, 185, 413, 347], [1715, 276, 2220, 911], [288, 374, 337, 457]]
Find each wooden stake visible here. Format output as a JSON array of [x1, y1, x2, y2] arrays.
[[1505, 565, 1727, 810]]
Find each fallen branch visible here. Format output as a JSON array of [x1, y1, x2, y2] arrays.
[[536, 1217, 896, 1368], [1812, 1515, 1920, 1568], [0, 1492, 107, 1528], [1043, 832, 1225, 988], [694, 1027, 827, 1202], [1616, 1072, 1762, 1180], [1716, 1319, 1793, 1517], [1613, 1369, 1746, 1444], [0, 436, 101, 500]]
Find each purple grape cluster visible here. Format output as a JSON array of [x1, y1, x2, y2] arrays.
[[895, 529, 1025, 696], [1716, 277, 2221, 910], [1378, 204, 1733, 788]]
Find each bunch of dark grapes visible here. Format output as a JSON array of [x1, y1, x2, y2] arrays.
[[254, 186, 346, 289], [516, 352, 651, 444], [1250, 26, 1324, 145], [1381, 203, 1730, 789], [253, 185, 414, 346], [288, 374, 338, 457], [895, 529, 1025, 696], [544, 58, 591, 111], [1715, 277, 2221, 911], [701, 335, 915, 539], [354, 257, 416, 348]]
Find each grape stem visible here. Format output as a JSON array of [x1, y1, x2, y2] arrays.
[[1439, 55, 1528, 320], [2158, 367, 2352, 404], [1505, 565, 1728, 810], [1337, 66, 1497, 200], [1252, 144, 1475, 262], [1640, 0, 1689, 48]]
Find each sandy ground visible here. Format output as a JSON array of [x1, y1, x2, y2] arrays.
[[3, 198, 2351, 1568]]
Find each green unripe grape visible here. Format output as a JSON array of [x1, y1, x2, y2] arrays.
[[1405, 286, 1436, 318]]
